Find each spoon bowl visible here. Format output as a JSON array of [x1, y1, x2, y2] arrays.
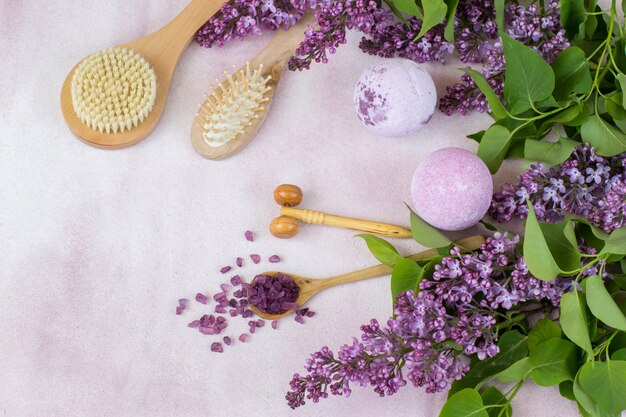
[[249, 235, 486, 320]]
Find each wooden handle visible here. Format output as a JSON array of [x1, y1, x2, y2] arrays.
[[249, 11, 316, 71], [142, 0, 227, 52], [316, 235, 485, 290], [280, 206, 412, 238]]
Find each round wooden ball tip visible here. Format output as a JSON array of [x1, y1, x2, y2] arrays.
[[273, 184, 303, 207], [270, 216, 299, 239]]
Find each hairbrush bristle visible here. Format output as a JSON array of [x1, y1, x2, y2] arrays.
[[198, 62, 271, 147], [71, 48, 157, 134]]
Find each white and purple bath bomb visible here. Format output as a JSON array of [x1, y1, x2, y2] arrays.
[[353, 59, 437, 137], [411, 147, 493, 231]]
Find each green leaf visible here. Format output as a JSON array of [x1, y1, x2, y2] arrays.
[[580, 115, 626, 156], [529, 338, 578, 386], [551, 46, 592, 100], [501, 33, 555, 115], [560, 291, 594, 358], [357, 234, 402, 267], [559, 0, 586, 38], [524, 138, 579, 166], [612, 348, 626, 360], [578, 360, 626, 415], [495, 357, 532, 383], [390, 258, 423, 299], [407, 205, 451, 248], [481, 387, 512, 417], [559, 380, 576, 401], [450, 331, 528, 395], [605, 95, 626, 121], [527, 318, 562, 350], [600, 227, 626, 255], [616, 74, 626, 108], [494, 0, 505, 30], [613, 38, 626, 74], [573, 370, 602, 417], [586, 274, 626, 331], [416, 0, 447, 39], [443, 0, 460, 43], [439, 389, 488, 417], [393, 0, 421, 17], [461, 69, 507, 120], [523, 204, 581, 280], [477, 124, 512, 173], [383, 0, 407, 23]]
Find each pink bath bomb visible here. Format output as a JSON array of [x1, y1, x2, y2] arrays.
[[353, 59, 436, 137], [411, 148, 493, 231]]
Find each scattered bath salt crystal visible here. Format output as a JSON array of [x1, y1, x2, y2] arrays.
[[195, 293, 208, 304], [199, 326, 215, 335], [179, 230, 317, 351], [213, 292, 227, 302], [245, 230, 254, 242]]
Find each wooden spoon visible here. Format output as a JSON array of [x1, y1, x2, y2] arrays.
[[249, 235, 486, 320], [190, 12, 315, 159], [61, 0, 226, 149]]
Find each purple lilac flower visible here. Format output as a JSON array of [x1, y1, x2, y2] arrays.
[[196, 0, 311, 48], [490, 145, 626, 233], [440, 0, 569, 115], [286, 233, 578, 408]]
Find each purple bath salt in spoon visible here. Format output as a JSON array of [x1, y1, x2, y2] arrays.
[[244, 237, 485, 320]]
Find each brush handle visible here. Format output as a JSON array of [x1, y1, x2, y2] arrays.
[[249, 11, 316, 71], [156, 0, 226, 48], [280, 206, 412, 238], [315, 235, 486, 291]]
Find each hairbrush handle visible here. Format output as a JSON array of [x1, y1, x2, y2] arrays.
[[280, 207, 412, 238]]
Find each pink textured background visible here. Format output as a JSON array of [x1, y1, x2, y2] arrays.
[[0, 1, 579, 416]]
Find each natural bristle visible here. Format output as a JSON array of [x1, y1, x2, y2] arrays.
[[71, 48, 157, 134], [199, 61, 270, 147]]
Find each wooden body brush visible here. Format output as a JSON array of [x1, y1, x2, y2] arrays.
[[191, 12, 315, 160], [61, 0, 226, 148]]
